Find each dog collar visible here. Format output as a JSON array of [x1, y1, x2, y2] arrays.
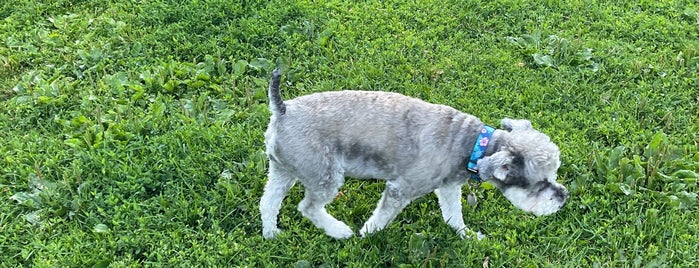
[[467, 125, 496, 181]]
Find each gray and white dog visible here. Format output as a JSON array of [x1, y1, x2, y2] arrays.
[[260, 69, 567, 239]]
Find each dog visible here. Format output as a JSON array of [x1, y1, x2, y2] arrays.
[[260, 69, 567, 239]]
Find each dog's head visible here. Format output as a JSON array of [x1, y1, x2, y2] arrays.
[[476, 118, 567, 216]]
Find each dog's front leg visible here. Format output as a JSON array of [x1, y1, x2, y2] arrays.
[[434, 185, 467, 235], [434, 185, 485, 240], [359, 181, 411, 237]]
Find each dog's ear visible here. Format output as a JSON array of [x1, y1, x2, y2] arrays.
[[476, 151, 514, 181], [501, 118, 532, 132]]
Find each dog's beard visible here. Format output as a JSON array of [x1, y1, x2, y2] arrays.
[[500, 183, 567, 216]]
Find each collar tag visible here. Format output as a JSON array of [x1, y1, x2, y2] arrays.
[[468, 125, 496, 181]]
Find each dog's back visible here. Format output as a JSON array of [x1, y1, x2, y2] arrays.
[[266, 87, 482, 180]]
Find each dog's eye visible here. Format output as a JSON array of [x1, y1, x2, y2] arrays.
[[533, 180, 553, 193]]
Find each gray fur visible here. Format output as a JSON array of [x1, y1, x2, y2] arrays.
[[261, 71, 568, 239], [268, 69, 285, 115]]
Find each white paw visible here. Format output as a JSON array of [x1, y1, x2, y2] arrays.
[[359, 226, 369, 237], [473, 231, 486, 240], [458, 228, 486, 240], [359, 221, 386, 237], [326, 223, 354, 239], [263, 227, 282, 239], [465, 230, 486, 240]]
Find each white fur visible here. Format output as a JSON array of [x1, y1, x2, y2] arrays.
[[501, 181, 565, 216]]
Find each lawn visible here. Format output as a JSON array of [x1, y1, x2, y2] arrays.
[[1, 0, 698, 267]]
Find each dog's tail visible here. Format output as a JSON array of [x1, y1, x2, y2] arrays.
[[268, 69, 286, 115]]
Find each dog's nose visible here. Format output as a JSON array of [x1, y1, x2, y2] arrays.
[[554, 188, 568, 204]]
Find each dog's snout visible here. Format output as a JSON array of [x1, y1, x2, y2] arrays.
[[554, 187, 568, 204]]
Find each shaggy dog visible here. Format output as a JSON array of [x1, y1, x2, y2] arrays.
[[260, 69, 567, 239]]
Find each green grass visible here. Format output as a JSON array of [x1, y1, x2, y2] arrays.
[[1, 0, 698, 266]]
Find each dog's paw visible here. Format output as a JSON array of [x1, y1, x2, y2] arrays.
[[458, 228, 486, 240], [358, 226, 369, 237], [326, 224, 354, 239], [263, 227, 283, 239], [472, 231, 486, 240], [359, 223, 382, 237], [358, 224, 374, 237], [466, 231, 486, 240]]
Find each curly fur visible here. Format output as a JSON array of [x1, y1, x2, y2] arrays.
[[260, 70, 567, 239]]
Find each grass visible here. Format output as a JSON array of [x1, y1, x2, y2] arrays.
[[1, 0, 698, 266]]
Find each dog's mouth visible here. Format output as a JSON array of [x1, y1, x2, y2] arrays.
[[502, 182, 568, 216]]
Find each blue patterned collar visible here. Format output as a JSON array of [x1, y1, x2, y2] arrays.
[[467, 125, 496, 181]]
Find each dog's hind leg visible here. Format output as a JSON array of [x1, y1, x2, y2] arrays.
[[260, 161, 296, 239], [435, 185, 485, 240], [359, 181, 412, 237], [297, 170, 354, 239]]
